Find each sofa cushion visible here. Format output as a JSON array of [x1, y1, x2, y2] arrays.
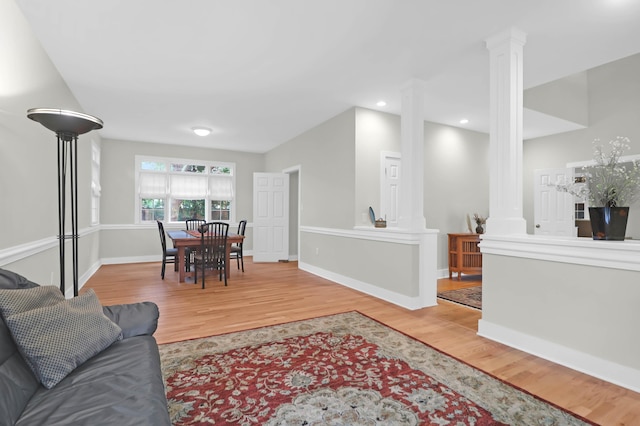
[[0, 320, 40, 426], [0, 270, 43, 426], [16, 336, 171, 426], [0, 288, 122, 389], [103, 301, 160, 338], [0, 268, 40, 290]]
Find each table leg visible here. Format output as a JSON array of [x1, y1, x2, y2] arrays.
[[177, 246, 186, 282], [226, 242, 232, 278]]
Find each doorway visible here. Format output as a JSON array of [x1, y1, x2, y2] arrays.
[[284, 165, 300, 261]]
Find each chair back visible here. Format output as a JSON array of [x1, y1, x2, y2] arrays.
[[235, 220, 247, 249], [185, 219, 206, 231], [156, 220, 168, 252], [237, 220, 247, 236], [199, 222, 229, 268]]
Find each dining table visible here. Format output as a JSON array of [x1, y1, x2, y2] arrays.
[[167, 229, 244, 283]]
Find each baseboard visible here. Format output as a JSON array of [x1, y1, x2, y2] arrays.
[[478, 319, 640, 393], [299, 261, 424, 310], [437, 268, 449, 279]]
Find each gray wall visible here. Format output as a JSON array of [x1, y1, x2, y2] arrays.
[[0, 0, 98, 287], [482, 252, 640, 377], [354, 108, 401, 226], [524, 53, 640, 237], [266, 106, 490, 273], [424, 123, 490, 270], [99, 138, 264, 260], [265, 108, 356, 229]]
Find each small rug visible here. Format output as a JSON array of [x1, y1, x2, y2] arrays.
[[159, 312, 591, 425], [438, 286, 482, 310]]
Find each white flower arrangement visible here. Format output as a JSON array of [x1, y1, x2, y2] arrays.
[[554, 137, 640, 208]]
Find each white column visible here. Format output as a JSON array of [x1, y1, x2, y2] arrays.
[[398, 79, 426, 231], [485, 28, 527, 235]]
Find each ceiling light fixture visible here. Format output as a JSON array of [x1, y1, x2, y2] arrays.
[[459, 119, 469, 124], [376, 101, 387, 107], [192, 127, 211, 136]]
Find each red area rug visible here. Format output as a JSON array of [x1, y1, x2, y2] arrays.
[[159, 312, 591, 425]]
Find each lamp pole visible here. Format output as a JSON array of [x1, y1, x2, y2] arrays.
[[27, 109, 103, 297]]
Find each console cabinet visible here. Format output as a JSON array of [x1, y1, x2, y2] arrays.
[[448, 233, 482, 280]]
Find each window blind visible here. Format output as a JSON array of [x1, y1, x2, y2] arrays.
[[139, 173, 167, 198]]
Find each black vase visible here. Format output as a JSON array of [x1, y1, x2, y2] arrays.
[[588, 207, 629, 241]]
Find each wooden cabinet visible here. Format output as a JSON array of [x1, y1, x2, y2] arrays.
[[448, 233, 482, 280]]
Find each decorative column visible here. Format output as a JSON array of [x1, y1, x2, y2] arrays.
[[485, 28, 527, 235], [397, 79, 438, 308], [398, 79, 427, 231]]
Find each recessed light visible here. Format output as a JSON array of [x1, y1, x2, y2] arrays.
[[192, 127, 211, 136], [376, 101, 387, 107], [459, 119, 469, 124]]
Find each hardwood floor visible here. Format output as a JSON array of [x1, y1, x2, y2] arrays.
[[84, 260, 638, 425]]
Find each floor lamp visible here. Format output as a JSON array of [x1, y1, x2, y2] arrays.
[[27, 108, 103, 297]]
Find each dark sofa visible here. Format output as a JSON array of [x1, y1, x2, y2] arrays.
[[0, 269, 170, 426]]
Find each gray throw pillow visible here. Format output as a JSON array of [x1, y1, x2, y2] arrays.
[[0, 285, 64, 319], [0, 288, 122, 389]]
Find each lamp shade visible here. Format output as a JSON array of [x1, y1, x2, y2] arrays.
[[27, 108, 103, 137]]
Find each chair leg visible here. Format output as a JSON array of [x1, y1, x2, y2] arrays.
[[223, 259, 228, 286], [240, 252, 244, 272], [161, 256, 166, 279]]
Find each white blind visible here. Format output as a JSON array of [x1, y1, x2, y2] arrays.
[[171, 174, 207, 198], [139, 173, 167, 198], [209, 176, 233, 199]]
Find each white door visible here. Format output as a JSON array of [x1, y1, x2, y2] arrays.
[[381, 153, 401, 226], [253, 173, 289, 262], [534, 168, 575, 236]]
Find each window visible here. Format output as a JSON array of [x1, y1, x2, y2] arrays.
[[91, 141, 101, 225], [572, 174, 587, 220], [135, 156, 235, 224]]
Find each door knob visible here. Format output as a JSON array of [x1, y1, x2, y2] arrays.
[[535, 224, 540, 228]]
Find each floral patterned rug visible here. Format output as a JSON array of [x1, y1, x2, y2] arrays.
[[438, 286, 482, 310], [159, 311, 592, 425]]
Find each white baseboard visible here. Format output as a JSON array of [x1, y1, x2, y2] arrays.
[[101, 255, 160, 265], [299, 261, 424, 310], [478, 319, 640, 393]]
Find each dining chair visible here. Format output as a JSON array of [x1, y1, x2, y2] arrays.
[[156, 220, 178, 279], [229, 220, 247, 272], [185, 219, 206, 231], [193, 221, 229, 289], [184, 219, 206, 271]]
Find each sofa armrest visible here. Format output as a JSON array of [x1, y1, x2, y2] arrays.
[[102, 302, 159, 338]]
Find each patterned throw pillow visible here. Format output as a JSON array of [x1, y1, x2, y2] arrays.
[[0, 285, 64, 318], [0, 286, 67, 375], [0, 288, 122, 389]]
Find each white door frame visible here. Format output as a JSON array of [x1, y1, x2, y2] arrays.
[[283, 165, 301, 263]]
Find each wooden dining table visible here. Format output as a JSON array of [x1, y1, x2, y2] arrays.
[[167, 229, 244, 283]]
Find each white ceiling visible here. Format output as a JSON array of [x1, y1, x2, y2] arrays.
[[15, 0, 640, 153]]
